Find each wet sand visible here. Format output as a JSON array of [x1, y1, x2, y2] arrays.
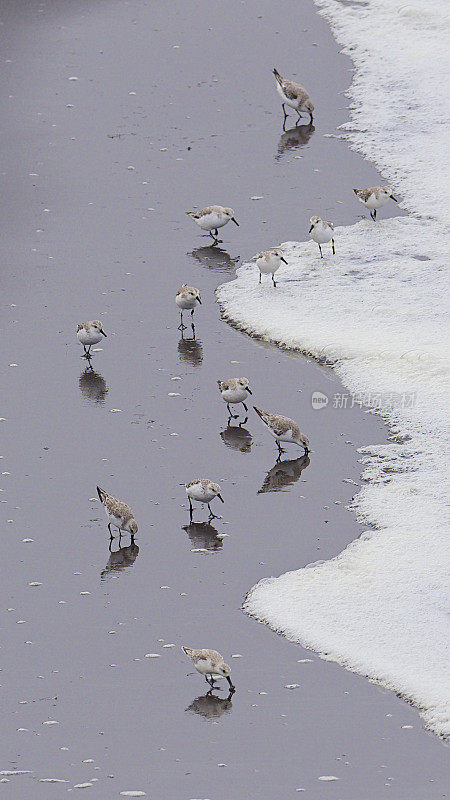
[[0, 0, 448, 798]]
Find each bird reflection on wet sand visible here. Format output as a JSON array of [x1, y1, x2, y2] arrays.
[[258, 454, 310, 493], [79, 365, 109, 404], [276, 123, 315, 160], [188, 245, 239, 272], [101, 540, 140, 579], [178, 333, 203, 366], [182, 521, 223, 552], [186, 690, 234, 720], [220, 425, 252, 453]]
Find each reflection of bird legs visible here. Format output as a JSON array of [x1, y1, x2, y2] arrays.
[[282, 103, 288, 130], [82, 345, 93, 359], [188, 497, 194, 521], [239, 416, 248, 427], [276, 441, 286, 461]]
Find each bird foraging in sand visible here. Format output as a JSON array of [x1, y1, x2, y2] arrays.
[[353, 186, 398, 220], [181, 646, 235, 691], [272, 68, 314, 127], [254, 406, 309, 458], [217, 377, 253, 418], [255, 248, 288, 287], [185, 479, 224, 521], [186, 205, 239, 244], [175, 284, 202, 330], [97, 486, 138, 539], [76, 320, 107, 358], [309, 216, 335, 258]]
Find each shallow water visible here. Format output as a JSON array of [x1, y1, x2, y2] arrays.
[[0, 0, 447, 797]]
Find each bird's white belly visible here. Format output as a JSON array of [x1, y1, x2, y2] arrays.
[[187, 484, 215, 503], [107, 511, 123, 529], [276, 82, 297, 109], [256, 256, 279, 275], [271, 427, 295, 443], [77, 330, 102, 346], [195, 658, 215, 675], [197, 212, 226, 231], [176, 295, 196, 310], [222, 388, 247, 403], [311, 227, 333, 244]]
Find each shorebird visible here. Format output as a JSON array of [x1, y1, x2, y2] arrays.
[[255, 249, 288, 287], [217, 377, 253, 418], [175, 285, 202, 330], [353, 186, 398, 220], [185, 479, 224, 520], [272, 68, 314, 127], [309, 216, 335, 258], [181, 647, 235, 691], [96, 486, 138, 539], [254, 406, 309, 457], [186, 206, 239, 243], [76, 320, 107, 358]]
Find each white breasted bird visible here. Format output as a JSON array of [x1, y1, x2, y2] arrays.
[[76, 320, 107, 358], [185, 478, 224, 521], [97, 486, 138, 539], [181, 646, 235, 691], [256, 248, 288, 287], [175, 285, 202, 331], [354, 186, 398, 220], [309, 216, 335, 258], [272, 68, 314, 126], [254, 406, 309, 458], [186, 205, 239, 243], [217, 377, 253, 418]]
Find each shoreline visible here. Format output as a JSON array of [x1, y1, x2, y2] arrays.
[[0, 0, 448, 797]]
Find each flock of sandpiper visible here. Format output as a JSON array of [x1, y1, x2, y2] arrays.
[[76, 68, 399, 691]]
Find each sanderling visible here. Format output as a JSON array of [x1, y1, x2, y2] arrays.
[[175, 285, 202, 330], [76, 320, 107, 358], [272, 68, 314, 127], [186, 206, 239, 243], [217, 377, 253, 418], [253, 406, 309, 457], [255, 248, 288, 287], [185, 478, 224, 520], [181, 646, 235, 691], [96, 486, 138, 539], [353, 186, 398, 220], [309, 216, 335, 258]]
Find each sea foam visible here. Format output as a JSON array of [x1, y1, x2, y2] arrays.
[[217, 0, 450, 738]]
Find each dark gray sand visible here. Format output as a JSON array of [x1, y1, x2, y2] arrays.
[[0, 1, 448, 798]]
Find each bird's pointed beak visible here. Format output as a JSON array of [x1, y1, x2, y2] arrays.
[[390, 195, 398, 202], [217, 494, 225, 503], [281, 256, 288, 264], [101, 329, 107, 337], [247, 387, 253, 395], [226, 676, 235, 689], [197, 297, 202, 304], [308, 225, 313, 233], [231, 217, 239, 226], [253, 406, 262, 418]]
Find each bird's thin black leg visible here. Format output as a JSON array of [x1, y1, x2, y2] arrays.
[[319, 244, 323, 258], [242, 402, 248, 412], [108, 522, 113, 538], [208, 503, 221, 521], [189, 497, 193, 520], [178, 311, 186, 331], [259, 272, 262, 284], [272, 274, 277, 287], [332, 239, 335, 255]]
